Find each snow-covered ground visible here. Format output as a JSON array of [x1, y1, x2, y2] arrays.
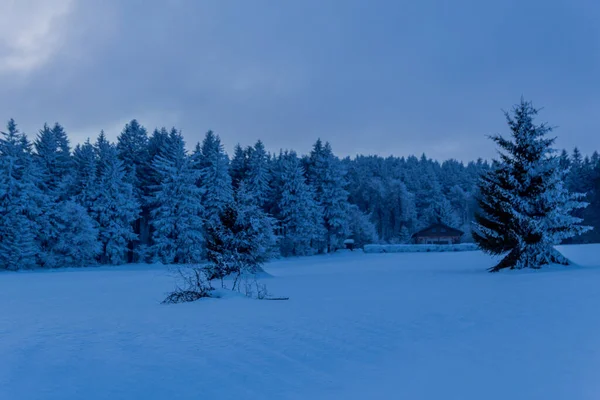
[[1, 245, 600, 400]]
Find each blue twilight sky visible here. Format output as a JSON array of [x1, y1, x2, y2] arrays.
[[1, 0, 599, 161]]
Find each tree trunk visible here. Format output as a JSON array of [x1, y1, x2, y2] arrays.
[[489, 244, 570, 272]]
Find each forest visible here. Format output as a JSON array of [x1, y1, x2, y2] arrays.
[[1, 118, 599, 270]]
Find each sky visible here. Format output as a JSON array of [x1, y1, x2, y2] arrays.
[[1, 0, 599, 161]]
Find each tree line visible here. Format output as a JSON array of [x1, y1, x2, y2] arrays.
[[1, 113, 599, 270]]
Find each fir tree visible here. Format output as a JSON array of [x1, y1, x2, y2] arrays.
[[234, 180, 278, 261], [146, 128, 172, 199], [306, 140, 351, 251], [347, 204, 378, 247], [33, 123, 99, 267], [91, 137, 140, 264], [473, 99, 591, 271], [95, 131, 113, 178], [41, 201, 101, 268], [116, 119, 149, 186], [192, 131, 233, 223], [150, 129, 204, 264], [72, 140, 98, 211], [205, 181, 277, 281], [559, 149, 571, 171], [0, 120, 41, 270], [278, 152, 326, 256], [230, 143, 248, 189], [34, 122, 73, 199], [245, 140, 271, 207], [116, 120, 152, 251]]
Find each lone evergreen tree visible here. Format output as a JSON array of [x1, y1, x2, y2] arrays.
[[473, 99, 591, 272]]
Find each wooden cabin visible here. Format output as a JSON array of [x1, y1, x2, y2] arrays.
[[411, 223, 463, 245]]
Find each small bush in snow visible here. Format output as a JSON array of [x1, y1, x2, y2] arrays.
[[240, 275, 271, 300], [162, 267, 214, 304]]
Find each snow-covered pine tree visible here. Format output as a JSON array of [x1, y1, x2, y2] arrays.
[[42, 201, 101, 267], [347, 204, 378, 247], [473, 98, 591, 271], [91, 136, 140, 265], [95, 131, 113, 178], [0, 120, 42, 270], [72, 140, 99, 211], [278, 152, 326, 256], [234, 180, 278, 261], [192, 130, 233, 223], [306, 140, 351, 251], [33, 123, 100, 268], [559, 149, 571, 171], [388, 179, 418, 239], [245, 140, 271, 207], [146, 128, 172, 201], [150, 129, 204, 264], [34, 123, 73, 199], [204, 180, 277, 280], [116, 119, 150, 192], [587, 164, 600, 242], [116, 120, 152, 253], [230, 143, 248, 190]]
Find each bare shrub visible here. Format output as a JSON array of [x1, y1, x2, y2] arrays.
[[162, 267, 214, 304]]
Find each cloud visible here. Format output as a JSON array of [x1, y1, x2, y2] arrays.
[[0, 0, 599, 161], [0, 0, 75, 74]]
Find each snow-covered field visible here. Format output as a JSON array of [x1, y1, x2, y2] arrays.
[[1, 245, 600, 400]]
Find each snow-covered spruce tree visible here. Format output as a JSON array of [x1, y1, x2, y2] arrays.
[[245, 140, 271, 208], [306, 140, 351, 251], [234, 180, 278, 260], [91, 136, 140, 265], [116, 119, 150, 192], [0, 120, 42, 270], [72, 140, 99, 211], [145, 129, 172, 202], [150, 129, 204, 264], [230, 143, 248, 190], [42, 201, 101, 267], [347, 204, 378, 247], [34, 123, 73, 199], [473, 98, 591, 272], [278, 152, 326, 256], [116, 120, 151, 255], [33, 124, 100, 268], [192, 130, 233, 225], [204, 181, 277, 284]]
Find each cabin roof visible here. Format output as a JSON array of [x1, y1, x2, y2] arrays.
[[411, 223, 464, 238]]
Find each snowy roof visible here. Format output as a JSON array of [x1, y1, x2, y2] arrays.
[[411, 223, 464, 238]]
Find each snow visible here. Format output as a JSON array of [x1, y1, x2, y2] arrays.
[[1, 245, 600, 399], [364, 243, 478, 253]]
